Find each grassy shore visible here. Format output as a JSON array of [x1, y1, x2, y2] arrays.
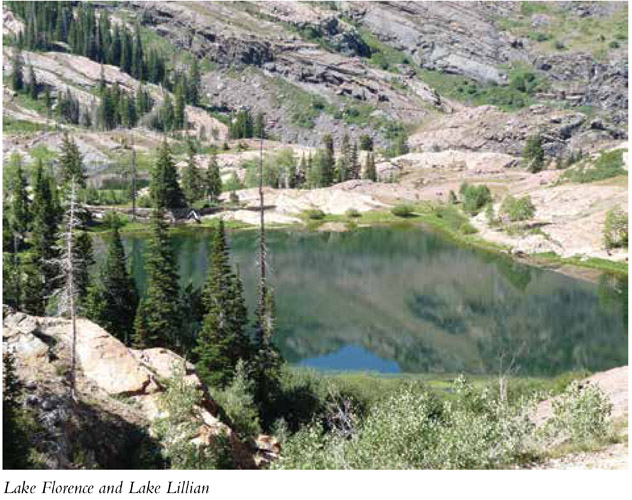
[[87, 202, 628, 277]]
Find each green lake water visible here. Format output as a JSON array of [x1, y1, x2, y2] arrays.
[[95, 225, 628, 376]]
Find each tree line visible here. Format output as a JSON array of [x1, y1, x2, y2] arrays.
[[3, 133, 281, 416]]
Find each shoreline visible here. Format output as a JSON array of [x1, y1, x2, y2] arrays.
[[90, 204, 628, 280]]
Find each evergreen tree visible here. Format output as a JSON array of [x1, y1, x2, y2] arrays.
[[150, 140, 186, 209], [28, 159, 60, 315], [59, 133, 86, 187], [86, 220, 138, 344], [72, 230, 94, 308], [131, 24, 144, 81], [253, 112, 266, 139], [3, 351, 31, 469], [363, 152, 377, 182], [253, 288, 282, 412], [3, 251, 22, 310], [10, 46, 24, 92], [523, 134, 545, 173], [7, 152, 31, 247], [27, 63, 38, 100], [181, 141, 204, 206], [319, 135, 335, 187], [205, 151, 222, 203], [133, 209, 183, 350], [174, 82, 187, 130], [159, 93, 175, 132], [195, 219, 250, 388], [349, 142, 360, 180], [188, 57, 201, 106]]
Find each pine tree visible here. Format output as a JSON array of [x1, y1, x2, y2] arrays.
[[72, 230, 94, 307], [188, 57, 201, 106], [131, 24, 144, 81], [86, 220, 138, 344], [10, 46, 24, 92], [3, 350, 31, 469], [349, 142, 360, 180], [7, 152, 30, 247], [27, 63, 38, 99], [254, 112, 266, 139], [150, 140, 186, 209], [28, 159, 60, 315], [363, 152, 377, 182], [3, 251, 22, 310], [174, 82, 186, 130], [195, 220, 250, 388], [59, 133, 86, 187], [133, 209, 183, 350], [205, 151, 222, 203], [320, 134, 335, 187], [181, 141, 204, 206], [159, 93, 175, 132]]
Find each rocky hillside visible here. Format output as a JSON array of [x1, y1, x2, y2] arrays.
[[2, 1, 628, 263], [2, 307, 276, 469]]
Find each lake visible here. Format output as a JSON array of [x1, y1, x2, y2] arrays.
[[95, 225, 628, 377]]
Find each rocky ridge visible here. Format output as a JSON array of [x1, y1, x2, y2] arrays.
[[2, 307, 276, 469]]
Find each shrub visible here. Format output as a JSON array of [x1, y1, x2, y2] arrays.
[[604, 207, 628, 249], [138, 195, 152, 208], [274, 377, 537, 470], [305, 209, 326, 220], [214, 361, 261, 440], [461, 184, 492, 215], [561, 149, 626, 183], [500, 195, 536, 222], [391, 204, 415, 217], [460, 222, 478, 235], [609, 40, 620, 49], [345, 208, 361, 218], [358, 134, 374, 151], [448, 190, 458, 205], [522, 135, 545, 173], [547, 381, 612, 444], [151, 363, 234, 469]]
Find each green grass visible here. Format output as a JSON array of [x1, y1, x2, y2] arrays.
[[496, 2, 627, 58], [2, 117, 45, 134], [533, 252, 628, 277], [561, 149, 627, 184], [271, 76, 338, 129]]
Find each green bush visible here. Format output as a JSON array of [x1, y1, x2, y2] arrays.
[[151, 363, 234, 469], [214, 361, 261, 440], [305, 209, 326, 220], [604, 207, 628, 249], [391, 204, 415, 217], [138, 195, 152, 208], [345, 208, 361, 218], [274, 377, 537, 470], [500, 195, 536, 222], [561, 149, 626, 183], [522, 135, 545, 173], [546, 381, 612, 444], [460, 222, 478, 235], [461, 184, 492, 215]]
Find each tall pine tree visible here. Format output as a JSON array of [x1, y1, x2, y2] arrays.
[[150, 140, 186, 209], [86, 219, 138, 344], [133, 209, 183, 350], [195, 219, 251, 388]]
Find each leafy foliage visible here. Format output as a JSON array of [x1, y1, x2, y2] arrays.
[[500, 195, 536, 222], [603, 207, 628, 249]]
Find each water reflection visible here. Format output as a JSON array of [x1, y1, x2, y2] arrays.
[[95, 226, 627, 376]]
